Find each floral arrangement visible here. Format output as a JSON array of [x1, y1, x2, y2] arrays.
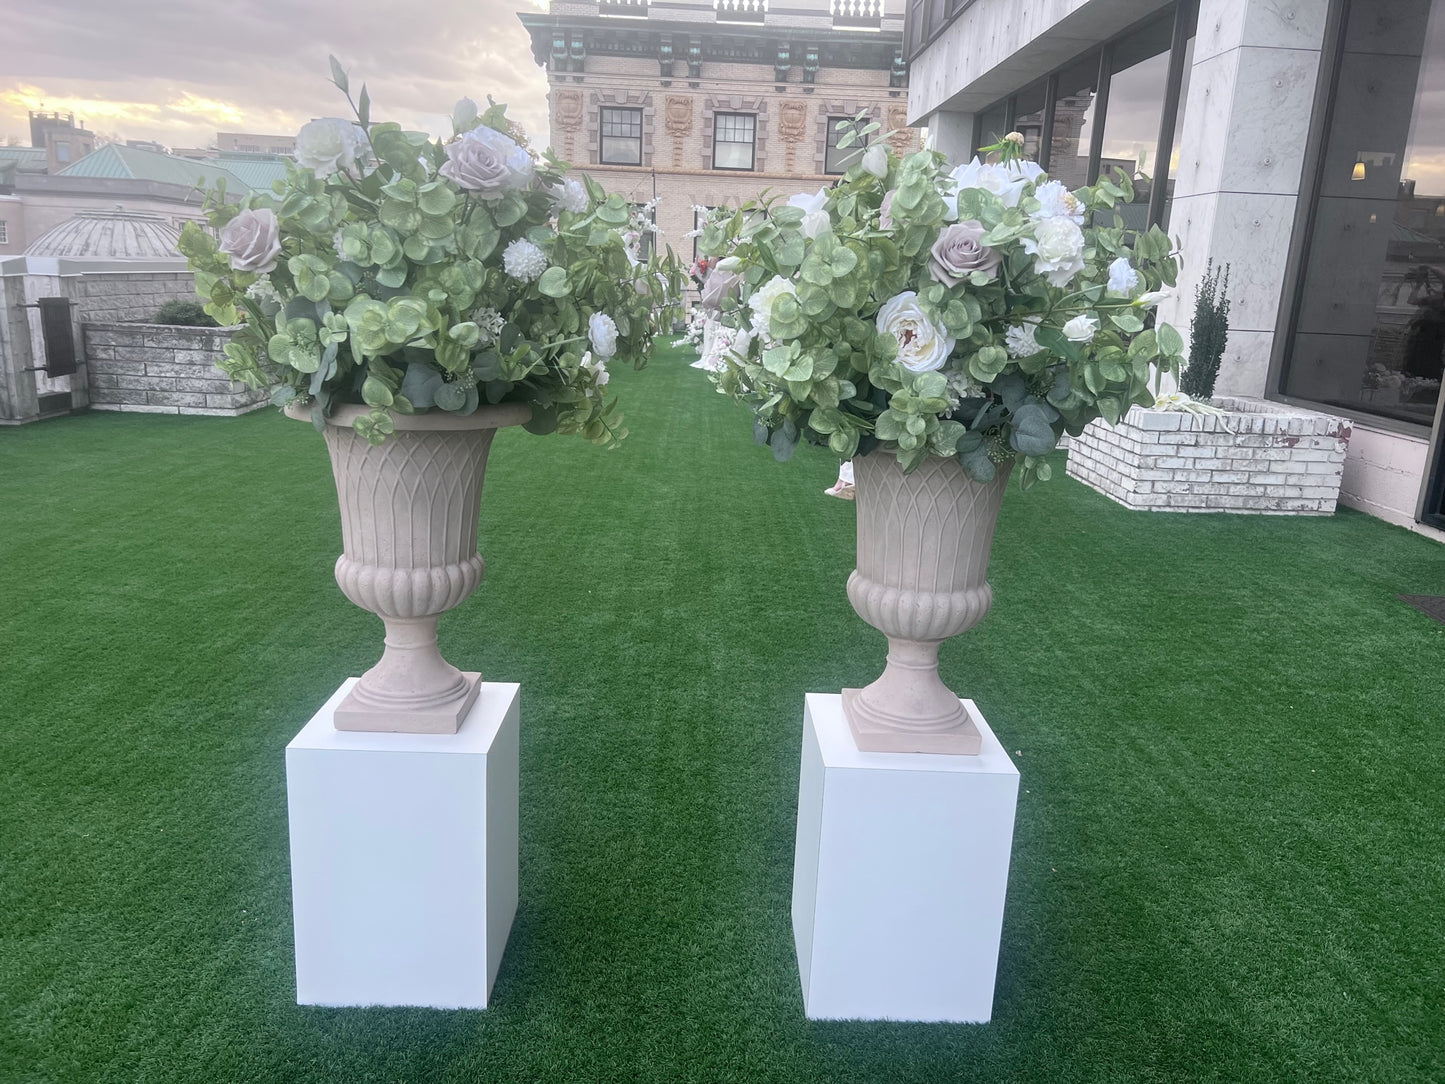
[[179, 59, 683, 445], [696, 130, 1186, 486]]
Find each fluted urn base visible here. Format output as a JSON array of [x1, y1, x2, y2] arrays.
[[842, 452, 1011, 755], [334, 615, 482, 734]]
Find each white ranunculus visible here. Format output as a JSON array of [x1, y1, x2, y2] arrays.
[[1004, 319, 1042, 359], [589, 312, 619, 358], [861, 144, 889, 179], [549, 177, 589, 214], [295, 118, 366, 178], [1107, 257, 1141, 296], [800, 210, 831, 240], [1063, 314, 1099, 343], [949, 157, 1028, 211], [502, 239, 547, 282], [747, 275, 798, 340], [1031, 180, 1085, 225], [218, 207, 282, 273], [1021, 216, 1087, 287], [787, 188, 829, 215], [439, 125, 534, 198], [875, 291, 955, 373]]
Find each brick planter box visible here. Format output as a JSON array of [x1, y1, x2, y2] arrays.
[[1066, 397, 1353, 515], [84, 322, 268, 416]]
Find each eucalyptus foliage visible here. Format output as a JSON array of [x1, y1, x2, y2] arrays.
[[701, 131, 1187, 487], [179, 62, 684, 446]]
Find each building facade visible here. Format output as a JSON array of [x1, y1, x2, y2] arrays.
[[908, 0, 1445, 536], [519, 0, 920, 261]]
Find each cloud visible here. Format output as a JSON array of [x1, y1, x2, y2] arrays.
[[0, 0, 551, 150]]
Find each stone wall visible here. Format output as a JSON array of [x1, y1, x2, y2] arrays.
[[85, 321, 268, 416], [1066, 397, 1352, 515], [72, 271, 201, 323]]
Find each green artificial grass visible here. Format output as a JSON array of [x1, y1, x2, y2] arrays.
[[2, 345, 1443, 1082]]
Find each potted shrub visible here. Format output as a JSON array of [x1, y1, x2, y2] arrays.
[[700, 127, 1186, 752], [180, 63, 683, 732]]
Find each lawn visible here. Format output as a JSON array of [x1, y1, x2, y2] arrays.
[[2, 345, 1443, 1082]]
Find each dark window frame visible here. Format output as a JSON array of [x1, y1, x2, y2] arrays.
[[712, 112, 757, 172], [599, 106, 644, 167], [824, 116, 869, 175]]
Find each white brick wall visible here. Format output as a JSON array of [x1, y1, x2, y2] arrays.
[[1065, 397, 1352, 515], [85, 322, 269, 417]]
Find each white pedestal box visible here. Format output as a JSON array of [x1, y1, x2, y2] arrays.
[[285, 679, 520, 1009], [791, 694, 1019, 1023]]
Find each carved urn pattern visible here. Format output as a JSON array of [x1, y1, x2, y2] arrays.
[[317, 403, 528, 733], [843, 452, 1012, 754]]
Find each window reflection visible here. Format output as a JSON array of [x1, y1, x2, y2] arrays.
[[1012, 82, 1048, 165], [1097, 14, 1174, 231], [1049, 53, 1099, 190], [1284, 0, 1445, 427], [1161, 35, 1195, 230]]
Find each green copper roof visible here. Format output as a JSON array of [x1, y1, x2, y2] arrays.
[[212, 152, 291, 193], [57, 143, 249, 193], [0, 146, 48, 173]]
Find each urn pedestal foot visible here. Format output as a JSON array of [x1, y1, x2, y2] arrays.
[[334, 616, 481, 734], [842, 637, 982, 754]]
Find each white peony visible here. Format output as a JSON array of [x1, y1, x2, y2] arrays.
[[1107, 257, 1140, 296], [1063, 314, 1099, 343], [589, 312, 619, 358], [861, 144, 889, 179], [747, 275, 799, 340], [1004, 319, 1042, 359], [787, 188, 829, 215], [295, 118, 366, 178], [875, 291, 955, 373], [1022, 216, 1087, 287], [1031, 180, 1085, 225], [949, 157, 1028, 211], [502, 239, 547, 282], [549, 178, 590, 214], [800, 210, 831, 240]]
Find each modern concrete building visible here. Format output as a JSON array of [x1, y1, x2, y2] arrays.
[[907, 0, 1445, 536], [518, 0, 921, 259]]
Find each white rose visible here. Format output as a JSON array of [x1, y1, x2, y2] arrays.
[[747, 275, 799, 340], [589, 312, 619, 358], [800, 210, 831, 240], [1063, 314, 1099, 343], [549, 177, 590, 214], [439, 125, 534, 198], [218, 207, 282, 273], [861, 144, 889, 179], [1031, 180, 1085, 225], [875, 291, 955, 373], [1022, 216, 1087, 287], [949, 157, 1027, 212], [295, 118, 366, 178], [1107, 257, 1141, 296], [452, 97, 479, 131], [787, 188, 829, 215]]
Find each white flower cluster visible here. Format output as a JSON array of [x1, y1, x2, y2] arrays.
[[472, 306, 506, 346], [747, 276, 798, 340], [503, 239, 547, 282]]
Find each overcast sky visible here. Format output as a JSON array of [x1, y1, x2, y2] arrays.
[[3, 0, 554, 151]]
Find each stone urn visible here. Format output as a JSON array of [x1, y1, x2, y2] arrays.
[[843, 451, 1012, 754], [292, 402, 530, 733]]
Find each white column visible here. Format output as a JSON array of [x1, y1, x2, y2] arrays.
[[1163, 0, 1330, 396], [925, 109, 978, 164]]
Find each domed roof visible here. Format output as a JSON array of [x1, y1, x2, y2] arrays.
[[25, 210, 183, 259]]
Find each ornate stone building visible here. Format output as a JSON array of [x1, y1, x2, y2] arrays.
[[518, 0, 919, 259]]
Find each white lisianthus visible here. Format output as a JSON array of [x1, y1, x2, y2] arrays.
[[1107, 257, 1141, 296], [549, 178, 589, 214], [1063, 314, 1099, 343], [589, 312, 619, 358], [800, 210, 831, 240], [787, 188, 829, 215], [295, 118, 366, 178], [581, 349, 610, 387], [1004, 319, 1042, 359], [747, 275, 799, 340], [502, 239, 547, 282], [861, 144, 889, 179], [1031, 180, 1085, 225], [1022, 217, 1087, 287], [875, 291, 955, 373], [1134, 289, 1172, 308]]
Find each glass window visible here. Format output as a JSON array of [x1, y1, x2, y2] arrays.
[[1160, 34, 1195, 230], [1096, 14, 1174, 232], [825, 116, 868, 174], [1282, 0, 1445, 428], [55, 142, 71, 164], [600, 107, 643, 166], [1048, 52, 1100, 191], [0, 222, 8, 245], [713, 113, 756, 171], [1011, 82, 1048, 167], [973, 103, 1007, 157]]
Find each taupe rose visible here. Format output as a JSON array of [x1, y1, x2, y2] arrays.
[[218, 208, 282, 274], [699, 267, 741, 312], [927, 220, 1001, 287], [439, 126, 534, 199]]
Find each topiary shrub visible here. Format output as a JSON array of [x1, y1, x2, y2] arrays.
[[1179, 261, 1230, 401], [152, 299, 219, 327]]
